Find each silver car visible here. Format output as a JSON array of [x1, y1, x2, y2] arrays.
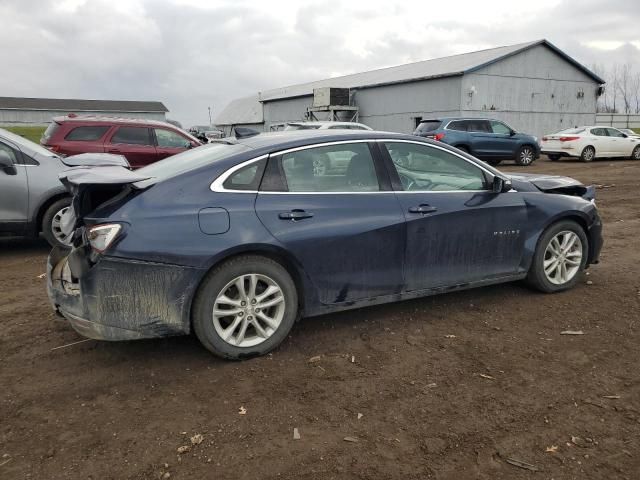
[[0, 128, 73, 246]]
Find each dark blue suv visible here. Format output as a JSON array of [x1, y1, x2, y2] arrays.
[[413, 118, 540, 166]]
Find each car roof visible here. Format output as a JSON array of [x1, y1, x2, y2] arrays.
[[229, 129, 411, 149], [52, 115, 182, 129]]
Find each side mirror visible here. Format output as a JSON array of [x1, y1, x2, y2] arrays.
[[492, 176, 512, 193], [621, 133, 628, 138], [509, 130, 516, 136], [0, 151, 17, 175]]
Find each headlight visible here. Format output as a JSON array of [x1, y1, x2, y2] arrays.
[[87, 224, 122, 253]]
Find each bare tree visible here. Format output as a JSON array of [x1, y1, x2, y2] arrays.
[[616, 64, 633, 114], [632, 71, 640, 114]]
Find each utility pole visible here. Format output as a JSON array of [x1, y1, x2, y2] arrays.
[[208, 106, 212, 127]]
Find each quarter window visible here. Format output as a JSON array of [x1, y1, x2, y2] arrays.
[[385, 142, 487, 191], [154, 128, 191, 148], [280, 143, 380, 192], [65, 126, 109, 141], [447, 120, 467, 131], [223, 158, 267, 191], [111, 127, 152, 146]]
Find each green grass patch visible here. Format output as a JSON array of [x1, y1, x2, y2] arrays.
[[3, 125, 47, 144], [633, 128, 640, 134]]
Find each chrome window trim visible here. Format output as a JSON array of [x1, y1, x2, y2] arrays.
[[210, 138, 505, 194]]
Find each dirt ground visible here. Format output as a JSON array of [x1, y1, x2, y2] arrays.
[[1, 157, 639, 480]]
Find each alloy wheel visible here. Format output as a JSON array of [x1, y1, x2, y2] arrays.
[[51, 207, 73, 245], [212, 274, 286, 348], [543, 231, 583, 285], [632, 146, 640, 160], [519, 147, 534, 165]]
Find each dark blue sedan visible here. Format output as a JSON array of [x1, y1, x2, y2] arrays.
[[47, 130, 602, 359]]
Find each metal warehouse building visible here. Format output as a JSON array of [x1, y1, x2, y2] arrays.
[[216, 39, 604, 138], [0, 97, 168, 126]]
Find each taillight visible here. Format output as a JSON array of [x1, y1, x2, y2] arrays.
[[87, 224, 122, 253], [559, 136, 580, 142], [434, 133, 445, 141]]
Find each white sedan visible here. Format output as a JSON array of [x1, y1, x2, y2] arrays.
[[540, 126, 640, 162]]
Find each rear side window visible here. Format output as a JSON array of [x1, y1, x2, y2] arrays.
[[223, 159, 267, 191], [467, 120, 491, 133], [280, 143, 380, 192], [414, 121, 441, 134], [111, 127, 152, 145], [447, 120, 467, 131], [65, 126, 109, 141], [591, 128, 607, 136]]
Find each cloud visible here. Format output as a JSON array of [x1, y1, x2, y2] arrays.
[[0, 0, 638, 125]]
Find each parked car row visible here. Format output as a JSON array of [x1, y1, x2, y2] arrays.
[[540, 126, 640, 162]]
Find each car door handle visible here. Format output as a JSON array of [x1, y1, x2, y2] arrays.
[[278, 209, 314, 221], [408, 204, 437, 214]]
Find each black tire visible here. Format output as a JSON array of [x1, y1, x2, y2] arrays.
[[547, 154, 561, 161], [41, 198, 72, 247], [192, 255, 298, 360], [580, 146, 595, 162], [526, 220, 589, 293], [486, 159, 502, 166], [515, 145, 536, 166], [631, 145, 640, 161]]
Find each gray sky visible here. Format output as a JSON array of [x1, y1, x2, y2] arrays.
[[1, 0, 639, 126]]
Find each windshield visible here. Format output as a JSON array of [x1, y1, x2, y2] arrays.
[[0, 128, 59, 157], [135, 143, 251, 186]]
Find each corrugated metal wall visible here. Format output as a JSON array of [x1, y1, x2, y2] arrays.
[[0, 110, 166, 126], [460, 44, 599, 137]]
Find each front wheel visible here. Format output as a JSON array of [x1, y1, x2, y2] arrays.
[[42, 198, 72, 247], [515, 145, 536, 166], [580, 146, 595, 162], [526, 220, 588, 293], [631, 145, 640, 160], [192, 255, 298, 360]]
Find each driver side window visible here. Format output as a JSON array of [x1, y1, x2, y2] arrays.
[[385, 142, 487, 191]]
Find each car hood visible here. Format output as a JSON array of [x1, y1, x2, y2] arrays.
[[506, 172, 595, 200]]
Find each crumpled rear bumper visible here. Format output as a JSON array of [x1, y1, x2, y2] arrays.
[[47, 246, 203, 341]]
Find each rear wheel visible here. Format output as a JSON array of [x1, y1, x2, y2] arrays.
[[580, 146, 595, 162], [548, 154, 561, 161], [192, 255, 298, 360], [526, 220, 588, 293], [515, 145, 535, 166], [631, 145, 640, 160], [42, 198, 72, 247]]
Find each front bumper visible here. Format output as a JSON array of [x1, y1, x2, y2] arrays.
[[47, 246, 203, 341]]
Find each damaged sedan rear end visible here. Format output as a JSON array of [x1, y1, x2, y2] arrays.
[[48, 130, 603, 360]]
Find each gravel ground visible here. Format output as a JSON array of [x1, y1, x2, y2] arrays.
[[1, 157, 639, 480]]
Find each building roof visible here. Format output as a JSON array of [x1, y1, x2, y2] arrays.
[[214, 95, 263, 126], [0, 96, 168, 113], [259, 39, 605, 102]]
